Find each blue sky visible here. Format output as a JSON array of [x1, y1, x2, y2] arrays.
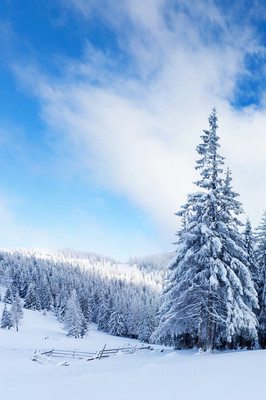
[[0, 0, 265, 259]]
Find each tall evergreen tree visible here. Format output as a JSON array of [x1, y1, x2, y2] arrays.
[[255, 211, 266, 348], [154, 109, 258, 351]]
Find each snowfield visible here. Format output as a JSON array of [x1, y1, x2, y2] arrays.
[[0, 304, 265, 400]]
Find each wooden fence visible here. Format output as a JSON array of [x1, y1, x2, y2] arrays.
[[32, 344, 152, 365]]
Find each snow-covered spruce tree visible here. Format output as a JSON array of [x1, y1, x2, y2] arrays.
[[154, 109, 258, 351], [38, 278, 52, 311], [64, 289, 86, 338], [138, 306, 157, 343], [255, 211, 266, 348], [108, 310, 126, 336], [1, 304, 13, 329], [80, 317, 89, 338], [24, 283, 41, 311], [11, 291, 23, 331], [17, 269, 30, 298], [55, 290, 69, 322], [78, 286, 92, 323], [97, 295, 112, 332], [4, 286, 13, 304], [126, 296, 142, 339]]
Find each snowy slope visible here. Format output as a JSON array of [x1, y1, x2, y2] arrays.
[[0, 303, 265, 400]]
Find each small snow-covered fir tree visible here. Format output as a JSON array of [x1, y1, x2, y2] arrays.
[[1, 304, 13, 329], [24, 283, 41, 311], [255, 211, 266, 348], [126, 297, 142, 338], [39, 278, 52, 311], [138, 307, 157, 343], [108, 310, 126, 336], [78, 288, 92, 323], [64, 290, 86, 338], [4, 286, 13, 304], [11, 292, 23, 331], [97, 295, 111, 332], [154, 109, 258, 351], [55, 291, 68, 322], [80, 317, 89, 338], [18, 270, 30, 298]]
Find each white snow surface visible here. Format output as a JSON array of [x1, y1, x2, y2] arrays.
[[0, 303, 265, 400]]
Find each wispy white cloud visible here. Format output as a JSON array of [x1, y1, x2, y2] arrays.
[[13, 0, 266, 246]]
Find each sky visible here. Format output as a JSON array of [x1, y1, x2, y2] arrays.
[[0, 0, 265, 260]]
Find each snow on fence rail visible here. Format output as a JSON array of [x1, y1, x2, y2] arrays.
[[32, 345, 152, 365], [39, 349, 97, 359]]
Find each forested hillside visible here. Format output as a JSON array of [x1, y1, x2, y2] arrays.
[[0, 248, 162, 342]]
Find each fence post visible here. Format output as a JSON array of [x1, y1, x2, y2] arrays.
[[99, 344, 106, 360]]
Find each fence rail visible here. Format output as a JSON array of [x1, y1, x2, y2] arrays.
[[39, 349, 97, 359]]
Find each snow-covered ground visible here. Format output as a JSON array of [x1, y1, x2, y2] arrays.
[[0, 303, 265, 400]]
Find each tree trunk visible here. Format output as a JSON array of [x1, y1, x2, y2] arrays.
[[211, 318, 216, 351], [197, 304, 203, 350], [204, 295, 213, 352]]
